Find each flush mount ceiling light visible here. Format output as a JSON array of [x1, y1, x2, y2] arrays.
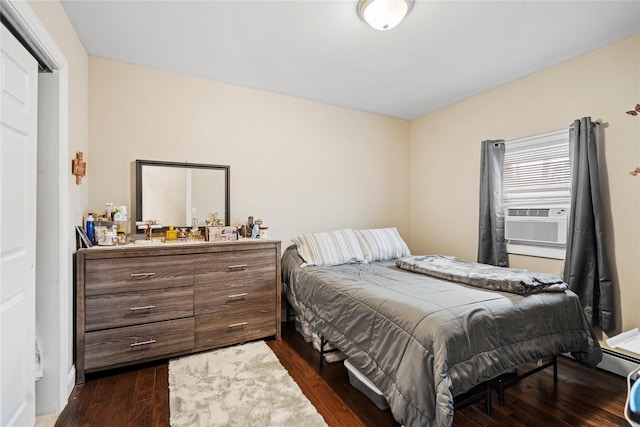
[[357, 0, 414, 31]]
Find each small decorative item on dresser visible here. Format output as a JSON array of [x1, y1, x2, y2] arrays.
[[224, 226, 238, 241], [116, 227, 126, 245], [95, 225, 116, 246], [259, 225, 269, 238], [144, 220, 157, 240], [241, 216, 254, 238], [206, 226, 223, 242], [206, 226, 238, 242], [166, 225, 178, 241], [206, 211, 223, 226], [113, 206, 127, 222], [251, 219, 262, 238]]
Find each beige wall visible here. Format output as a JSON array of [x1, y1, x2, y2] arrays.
[[88, 57, 410, 246], [409, 35, 640, 336]]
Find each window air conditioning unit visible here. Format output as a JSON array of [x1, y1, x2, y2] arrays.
[[505, 208, 568, 245]]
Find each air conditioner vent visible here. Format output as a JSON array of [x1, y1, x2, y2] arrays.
[[530, 209, 549, 217], [505, 208, 568, 245], [507, 208, 550, 217]]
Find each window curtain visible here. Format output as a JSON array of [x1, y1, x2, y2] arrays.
[[478, 140, 508, 267], [563, 117, 614, 331]]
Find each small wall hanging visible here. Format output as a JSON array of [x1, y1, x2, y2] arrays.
[[72, 151, 86, 184], [627, 104, 640, 176]]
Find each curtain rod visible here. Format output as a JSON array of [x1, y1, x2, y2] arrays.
[[569, 119, 602, 131]]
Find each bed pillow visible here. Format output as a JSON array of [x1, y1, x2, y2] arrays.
[[355, 227, 411, 262], [291, 229, 367, 267]]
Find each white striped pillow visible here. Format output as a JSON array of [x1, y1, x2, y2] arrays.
[[355, 227, 410, 262], [292, 229, 367, 267]]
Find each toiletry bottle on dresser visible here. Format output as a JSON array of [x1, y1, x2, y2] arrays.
[[85, 213, 95, 245]]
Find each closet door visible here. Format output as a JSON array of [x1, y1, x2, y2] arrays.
[[1, 23, 38, 426]]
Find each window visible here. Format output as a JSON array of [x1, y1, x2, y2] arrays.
[[503, 129, 571, 259]]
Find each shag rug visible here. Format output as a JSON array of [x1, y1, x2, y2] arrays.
[[169, 341, 328, 427], [35, 413, 59, 427]]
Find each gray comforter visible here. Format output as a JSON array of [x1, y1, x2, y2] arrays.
[[281, 246, 601, 427]]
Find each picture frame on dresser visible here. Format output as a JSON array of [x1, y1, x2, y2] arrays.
[[76, 225, 92, 249]]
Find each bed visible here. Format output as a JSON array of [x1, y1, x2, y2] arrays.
[[281, 230, 602, 427]]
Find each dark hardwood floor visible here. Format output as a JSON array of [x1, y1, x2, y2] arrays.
[[55, 322, 629, 426]]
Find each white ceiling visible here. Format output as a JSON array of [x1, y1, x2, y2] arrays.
[[61, 0, 640, 120]]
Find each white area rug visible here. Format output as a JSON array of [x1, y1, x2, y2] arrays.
[[169, 341, 328, 427], [35, 412, 59, 427]]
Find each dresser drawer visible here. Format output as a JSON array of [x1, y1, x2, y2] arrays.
[[193, 248, 276, 285], [194, 276, 275, 315], [84, 318, 194, 372], [85, 255, 193, 296], [85, 286, 193, 332], [194, 309, 276, 351]]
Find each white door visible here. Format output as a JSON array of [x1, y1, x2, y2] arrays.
[[1, 23, 39, 426]]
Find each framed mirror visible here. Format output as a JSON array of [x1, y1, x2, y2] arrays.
[[135, 160, 230, 228]]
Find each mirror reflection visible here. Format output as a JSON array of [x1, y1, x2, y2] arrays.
[[135, 160, 230, 228]]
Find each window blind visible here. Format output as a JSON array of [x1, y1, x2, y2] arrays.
[[503, 129, 571, 207]]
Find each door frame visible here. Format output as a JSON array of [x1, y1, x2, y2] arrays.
[[1, 0, 72, 413]]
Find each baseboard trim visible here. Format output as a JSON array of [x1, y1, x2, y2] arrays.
[[598, 348, 640, 377], [66, 366, 76, 400]]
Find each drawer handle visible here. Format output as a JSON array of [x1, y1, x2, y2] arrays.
[[227, 293, 248, 301], [130, 305, 156, 311], [130, 272, 157, 279], [228, 264, 248, 271], [228, 322, 248, 329], [130, 339, 156, 347]]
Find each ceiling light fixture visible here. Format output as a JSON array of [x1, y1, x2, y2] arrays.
[[357, 0, 414, 31]]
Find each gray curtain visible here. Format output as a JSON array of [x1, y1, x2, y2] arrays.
[[564, 117, 614, 331], [478, 140, 508, 267]]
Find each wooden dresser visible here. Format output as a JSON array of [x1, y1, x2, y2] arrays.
[[74, 239, 281, 383]]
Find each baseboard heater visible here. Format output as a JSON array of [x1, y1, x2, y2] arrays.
[[599, 348, 640, 377]]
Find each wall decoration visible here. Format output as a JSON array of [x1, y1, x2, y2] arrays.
[[627, 104, 640, 176], [72, 151, 86, 184]]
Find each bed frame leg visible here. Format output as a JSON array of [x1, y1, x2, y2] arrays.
[[496, 354, 558, 407], [319, 336, 327, 369], [485, 382, 492, 414]]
